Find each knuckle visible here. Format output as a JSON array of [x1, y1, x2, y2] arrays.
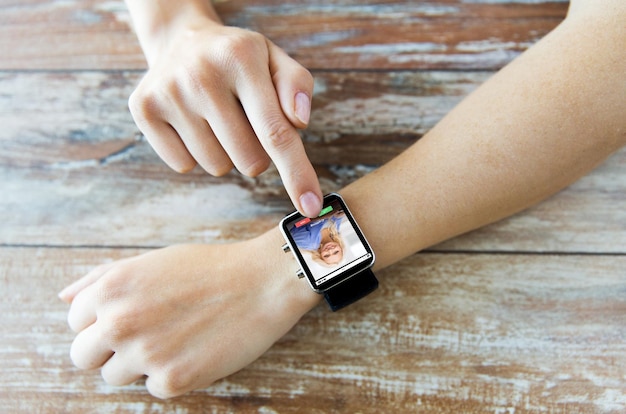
[[91, 272, 137, 342], [263, 118, 297, 151], [176, 61, 213, 96], [128, 88, 158, 124], [218, 31, 263, 58], [94, 269, 126, 305], [101, 369, 123, 387], [240, 155, 271, 178], [212, 31, 266, 74], [195, 150, 233, 177], [69, 341, 88, 369], [207, 161, 234, 177], [99, 305, 137, 346], [137, 339, 161, 366], [170, 160, 197, 174], [128, 79, 180, 124], [296, 66, 315, 89], [70, 335, 104, 370], [148, 366, 192, 399]]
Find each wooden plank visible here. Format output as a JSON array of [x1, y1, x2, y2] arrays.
[[1, 247, 624, 413], [0, 70, 478, 167], [3, 2, 623, 413], [0, 0, 568, 71], [0, 71, 139, 168], [2, 148, 625, 252], [230, 1, 569, 71], [2, 71, 625, 252]]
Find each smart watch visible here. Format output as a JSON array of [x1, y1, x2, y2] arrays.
[[280, 193, 378, 311]]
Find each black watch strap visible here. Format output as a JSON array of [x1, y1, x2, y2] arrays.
[[323, 268, 378, 312]]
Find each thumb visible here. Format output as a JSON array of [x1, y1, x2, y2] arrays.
[[268, 42, 314, 129]]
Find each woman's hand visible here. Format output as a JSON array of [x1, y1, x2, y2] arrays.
[[129, 14, 323, 217], [59, 233, 320, 398]]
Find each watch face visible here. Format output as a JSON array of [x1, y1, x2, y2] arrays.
[[280, 193, 375, 292]]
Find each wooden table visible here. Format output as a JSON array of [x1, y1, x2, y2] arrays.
[[2, 1, 625, 412]]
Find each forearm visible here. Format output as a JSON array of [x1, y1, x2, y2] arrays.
[[344, 9, 625, 269], [124, 0, 222, 65]]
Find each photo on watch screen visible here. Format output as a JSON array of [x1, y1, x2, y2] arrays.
[[284, 195, 373, 287]]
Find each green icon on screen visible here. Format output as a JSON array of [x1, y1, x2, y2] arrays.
[[318, 206, 333, 216]]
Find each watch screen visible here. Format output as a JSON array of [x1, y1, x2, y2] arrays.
[[280, 193, 375, 291]]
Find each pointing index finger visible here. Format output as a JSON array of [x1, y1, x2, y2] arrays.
[[237, 79, 322, 218]]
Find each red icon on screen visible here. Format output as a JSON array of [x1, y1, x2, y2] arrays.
[[295, 218, 311, 228]]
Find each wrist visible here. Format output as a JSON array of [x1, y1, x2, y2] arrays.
[[252, 228, 322, 316], [125, 0, 222, 66]]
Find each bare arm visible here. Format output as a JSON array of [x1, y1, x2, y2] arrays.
[[124, 0, 222, 65], [62, 0, 626, 399], [347, 1, 626, 268]]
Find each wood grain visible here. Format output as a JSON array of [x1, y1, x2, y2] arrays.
[[2, 248, 625, 413], [2, 0, 625, 412], [0, 0, 567, 70], [2, 71, 625, 251]]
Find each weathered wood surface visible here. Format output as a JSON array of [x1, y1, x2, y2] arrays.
[[2, 71, 625, 252], [2, 248, 626, 413], [1, 0, 625, 413], [0, 0, 568, 70]]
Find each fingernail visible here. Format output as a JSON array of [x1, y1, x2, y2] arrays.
[[299, 191, 322, 218], [295, 92, 311, 125]]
